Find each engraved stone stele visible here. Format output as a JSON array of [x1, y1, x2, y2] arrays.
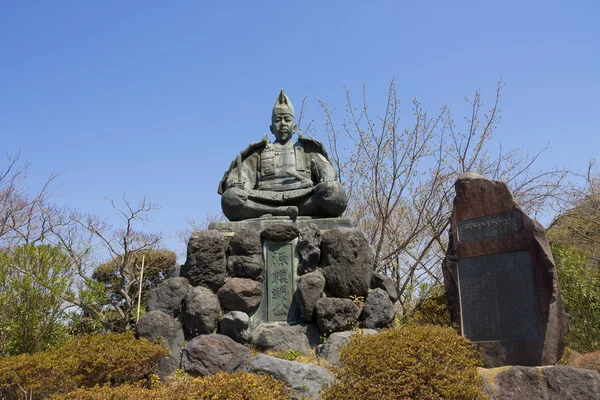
[[442, 173, 567, 367]]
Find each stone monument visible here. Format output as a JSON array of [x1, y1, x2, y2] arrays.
[[137, 91, 397, 380], [442, 173, 567, 367]]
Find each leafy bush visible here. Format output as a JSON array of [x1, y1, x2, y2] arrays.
[[552, 244, 600, 352], [321, 325, 487, 400], [404, 287, 452, 327], [0, 332, 165, 399], [0, 244, 74, 355], [573, 351, 600, 372], [52, 371, 291, 400]]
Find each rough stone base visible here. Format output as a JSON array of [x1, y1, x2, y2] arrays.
[[209, 216, 352, 232], [479, 365, 600, 400]]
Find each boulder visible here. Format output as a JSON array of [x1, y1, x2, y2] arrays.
[[360, 288, 396, 329], [480, 365, 600, 400], [181, 286, 222, 338], [135, 310, 185, 380], [370, 272, 398, 303], [318, 329, 378, 366], [181, 230, 226, 291], [227, 254, 263, 281], [297, 271, 326, 322], [146, 277, 190, 317], [297, 224, 322, 274], [249, 323, 320, 353], [181, 334, 251, 377], [443, 173, 567, 367], [321, 228, 374, 298], [227, 226, 262, 256], [316, 297, 361, 333], [247, 354, 334, 400], [261, 223, 300, 242], [218, 311, 250, 343], [217, 277, 262, 313]]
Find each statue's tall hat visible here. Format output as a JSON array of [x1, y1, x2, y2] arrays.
[[272, 89, 295, 118]]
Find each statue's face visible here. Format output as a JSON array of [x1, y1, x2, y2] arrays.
[[271, 113, 295, 142]]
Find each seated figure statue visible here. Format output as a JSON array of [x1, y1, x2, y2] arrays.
[[218, 90, 348, 221]]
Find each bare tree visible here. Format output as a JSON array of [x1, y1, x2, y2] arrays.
[[548, 160, 600, 266], [49, 196, 164, 332], [0, 151, 64, 248], [320, 79, 568, 315]]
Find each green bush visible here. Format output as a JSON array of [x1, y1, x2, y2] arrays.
[[0, 332, 166, 399], [404, 287, 452, 327], [52, 371, 291, 400], [321, 325, 487, 400], [552, 244, 600, 352], [0, 244, 74, 355]]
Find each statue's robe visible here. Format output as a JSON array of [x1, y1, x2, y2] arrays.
[[217, 134, 337, 205]]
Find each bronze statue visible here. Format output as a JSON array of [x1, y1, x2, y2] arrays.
[[218, 90, 348, 221]]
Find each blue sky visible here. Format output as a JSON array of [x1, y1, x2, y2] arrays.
[[1, 1, 599, 256]]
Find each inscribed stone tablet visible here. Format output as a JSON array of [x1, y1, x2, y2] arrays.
[[458, 211, 524, 243], [265, 240, 299, 323], [458, 251, 539, 342]]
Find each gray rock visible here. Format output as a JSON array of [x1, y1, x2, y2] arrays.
[[181, 286, 222, 338], [217, 277, 262, 313], [321, 228, 374, 298], [261, 223, 300, 242], [135, 310, 185, 380], [297, 224, 322, 274], [169, 263, 182, 278], [316, 297, 361, 334], [297, 271, 326, 322], [181, 334, 251, 377], [146, 277, 190, 317], [218, 311, 250, 343], [249, 323, 320, 353], [227, 254, 263, 281], [370, 272, 398, 303], [181, 230, 226, 291], [247, 354, 334, 400], [480, 365, 600, 400], [443, 175, 567, 367], [227, 226, 262, 255], [360, 288, 395, 329], [318, 329, 378, 366]]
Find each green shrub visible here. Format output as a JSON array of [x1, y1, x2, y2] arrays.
[[404, 288, 452, 327], [552, 244, 600, 352], [0, 244, 74, 355], [573, 351, 600, 372], [0, 332, 166, 399], [52, 371, 291, 400], [321, 325, 487, 400]]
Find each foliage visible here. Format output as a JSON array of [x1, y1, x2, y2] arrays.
[[318, 80, 567, 318], [551, 243, 600, 352], [51, 371, 291, 400], [321, 325, 486, 400], [558, 346, 581, 365], [0, 244, 74, 356], [403, 286, 452, 327], [548, 161, 600, 267], [83, 248, 176, 332], [573, 351, 600, 372], [0, 332, 166, 399]]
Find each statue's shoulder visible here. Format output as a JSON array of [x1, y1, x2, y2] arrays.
[[217, 134, 270, 194], [297, 134, 332, 161], [241, 134, 270, 157]]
